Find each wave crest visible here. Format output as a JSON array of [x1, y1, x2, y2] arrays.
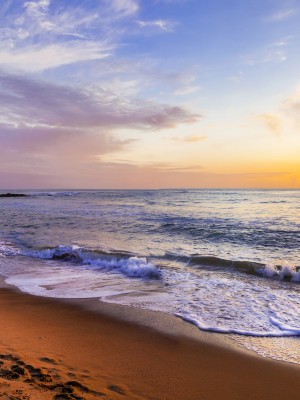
[[22, 245, 161, 279]]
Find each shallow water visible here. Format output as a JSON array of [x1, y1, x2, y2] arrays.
[[0, 189, 300, 362]]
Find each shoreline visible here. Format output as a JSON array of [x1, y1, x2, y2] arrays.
[[1, 287, 300, 399]]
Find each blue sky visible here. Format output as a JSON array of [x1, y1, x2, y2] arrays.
[[0, 0, 299, 188]]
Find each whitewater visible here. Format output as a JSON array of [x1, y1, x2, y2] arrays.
[[0, 189, 300, 360]]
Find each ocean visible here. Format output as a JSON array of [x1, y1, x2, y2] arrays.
[[1, 189, 300, 362]]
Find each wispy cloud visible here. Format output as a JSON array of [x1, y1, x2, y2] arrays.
[[241, 39, 289, 65], [80, 56, 202, 102], [24, 0, 49, 17], [265, 8, 297, 22], [172, 134, 207, 142], [0, 72, 199, 131], [0, 0, 140, 73], [137, 19, 176, 32], [257, 87, 300, 134], [0, 42, 112, 73], [0, 1, 199, 102], [174, 85, 201, 96], [95, 159, 204, 173], [258, 114, 283, 135], [110, 0, 139, 17], [141, 162, 204, 172], [283, 88, 300, 129]]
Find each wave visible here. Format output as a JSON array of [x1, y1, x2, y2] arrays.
[[189, 255, 300, 282], [0, 241, 21, 257], [22, 245, 161, 279], [1, 239, 299, 283], [157, 217, 300, 250], [2, 241, 300, 339]]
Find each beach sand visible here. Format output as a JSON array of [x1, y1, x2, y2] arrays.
[[0, 287, 300, 400]]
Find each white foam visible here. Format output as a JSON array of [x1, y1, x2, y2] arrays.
[[178, 312, 300, 337], [255, 263, 300, 282], [165, 269, 300, 337], [0, 241, 21, 257], [22, 245, 161, 279], [269, 316, 300, 335], [4, 258, 165, 301], [2, 242, 300, 339]]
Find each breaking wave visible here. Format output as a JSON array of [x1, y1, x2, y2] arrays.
[[22, 245, 162, 279]]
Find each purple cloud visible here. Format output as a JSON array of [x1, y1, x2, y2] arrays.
[[0, 72, 199, 130]]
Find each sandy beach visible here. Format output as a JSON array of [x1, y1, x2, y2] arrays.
[[0, 287, 299, 400]]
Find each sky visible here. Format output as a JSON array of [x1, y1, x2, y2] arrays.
[[0, 0, 300, 189]]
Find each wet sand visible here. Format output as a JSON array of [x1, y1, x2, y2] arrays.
[[0, 287, 300, 400]]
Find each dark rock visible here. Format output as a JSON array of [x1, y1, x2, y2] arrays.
[[0, 193, 27, 198]]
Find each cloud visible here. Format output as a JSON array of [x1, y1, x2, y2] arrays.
[[0, 70, 199, 175], [0, 1, 140, 73], [0, 67, 200, 185], [24, 0, 50, 19], [100, 77, 141, 96], [137, 19, 176, 32], [258, 114, 283, 135], [283, 88, 300, 128], [0, 1, 199, 98], [284, 88, 300, 111], [97, 159, 204, 172], [257, 87, 300, 134], [149, 163, 203, 171], [173, 134, 207, 142], [0, 42, 112, 73], [0, 72, 199, 131], [242, 46, 287, 65], [174, 85, 201, 96], [110, 0, 139, 17], [266, 8, 297, 22], [0, 1, 208, 189], [71, 56, 202, 103], [241, 36, 294, 66], [0, 124, 126, 161]]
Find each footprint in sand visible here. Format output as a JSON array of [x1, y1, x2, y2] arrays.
[[0, 353, 107, 399]]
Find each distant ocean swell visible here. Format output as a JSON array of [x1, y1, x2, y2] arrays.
[[158, 220, 300, 250]]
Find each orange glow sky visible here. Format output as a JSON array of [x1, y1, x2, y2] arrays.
[[0, 0, 299, 189]]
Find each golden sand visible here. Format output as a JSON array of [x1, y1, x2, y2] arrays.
[[0, 288, 299, 400]]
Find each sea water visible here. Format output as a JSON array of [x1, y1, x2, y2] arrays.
[[0, 189, 299, 361]]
